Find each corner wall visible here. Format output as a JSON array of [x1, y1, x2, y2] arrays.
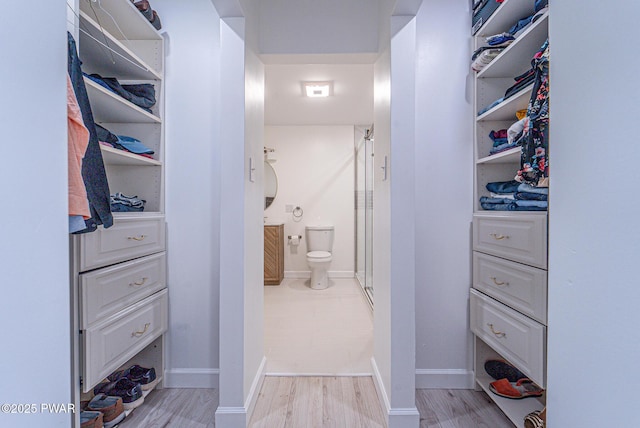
[[0, 2, 71, 427], [264, 125, 355, 278], [152, 0, 222, 388], [413, 0, 474, 389], [547, 2, 640, 426]]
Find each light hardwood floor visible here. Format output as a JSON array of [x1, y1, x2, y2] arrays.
[[117, 380, 513, 428]]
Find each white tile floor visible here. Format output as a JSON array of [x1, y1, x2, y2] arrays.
[[264, 278, 373, 375]]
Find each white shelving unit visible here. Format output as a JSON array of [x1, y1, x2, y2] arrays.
[[71, 1, 167, 426], [470, 1, 549, 427]]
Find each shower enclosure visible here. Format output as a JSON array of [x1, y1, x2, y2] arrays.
[[355, 126, 374, 305]]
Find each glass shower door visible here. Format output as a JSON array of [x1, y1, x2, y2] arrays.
[[355, 126, 374, 305]]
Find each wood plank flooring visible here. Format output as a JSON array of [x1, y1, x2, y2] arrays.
[[416, 389, 512, 428], [249, 376, 387, 428], [115, 381, 513, 428]]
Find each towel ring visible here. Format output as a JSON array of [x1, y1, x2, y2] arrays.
[[292, 206, 303, 218]]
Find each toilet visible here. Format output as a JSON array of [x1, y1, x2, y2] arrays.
[[305, 225, 334, 290]]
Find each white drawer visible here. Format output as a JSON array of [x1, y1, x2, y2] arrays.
[[473, 213, 547, 268], [473, 252, 547, 324], [80, 252, 166, 329], [82, 289, 168, 392], [79, 214, 166, 271], [470, 289, 546, 387]]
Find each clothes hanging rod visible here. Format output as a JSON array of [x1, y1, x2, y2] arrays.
[[67, 1, 152, 75]]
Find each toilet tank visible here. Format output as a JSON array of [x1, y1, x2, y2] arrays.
[[305, 225, 334, 252]]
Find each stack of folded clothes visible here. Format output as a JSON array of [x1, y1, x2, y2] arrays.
[[111, 193, 146, 212], [96, 124, 155, 159], [84, 73, 156, 113], [480, 180, 548, 211]]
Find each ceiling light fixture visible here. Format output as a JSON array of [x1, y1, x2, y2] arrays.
[[303, 81, 332, 98]]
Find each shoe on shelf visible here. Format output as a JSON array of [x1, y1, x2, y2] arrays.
[[86, 394, 126, 428], [94, 378, 144, 410], [484, 359, 527, 382], [80, 410, 103, 428], [524, 406, 546, 428], [489, 378, 544, 400], [109, 364, 158, 391]]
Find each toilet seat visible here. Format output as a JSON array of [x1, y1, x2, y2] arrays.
[[307, 251, 331, 259]]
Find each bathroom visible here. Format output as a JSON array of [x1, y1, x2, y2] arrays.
[[262, 60, 375, 374]]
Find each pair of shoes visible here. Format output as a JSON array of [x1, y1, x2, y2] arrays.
[[94, 378, 144, 410], [109, 364, 158, 391], [524, 406, 546, 428], [86, 394, 126, 428], [485, 359, 544, 400], [80, 410, 103, 428]]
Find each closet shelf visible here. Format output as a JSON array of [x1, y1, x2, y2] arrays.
[[475, 373, 544, 428], [79, 11, 162, 80], [85, 77, 161, 124], [79, 0, 162, 42], [477, 83, 533, 122], [477, 147, 521, 164], [475, 0, 535, 38], [477, 13, 549, 79], [101, 145, 161, 167]]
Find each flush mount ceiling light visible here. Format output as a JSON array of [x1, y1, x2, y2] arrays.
[[303, 81, 332, 98]]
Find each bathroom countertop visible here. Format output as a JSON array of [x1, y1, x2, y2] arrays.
[[264, 222, 284, 226]]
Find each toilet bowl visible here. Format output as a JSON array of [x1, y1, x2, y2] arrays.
[[307, 251, 332, 290], [305, 225, 334, 290]]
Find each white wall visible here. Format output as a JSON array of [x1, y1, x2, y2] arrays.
[[547, 2, 640, 426], [371, 8, 420, 426], [264, 126, 355, 278], [413, 0, 474, 388], [0, 2, 71, 427], [257, 0, 378, 54], [152, 0, 221, 388], [242, 0, 266, 415]]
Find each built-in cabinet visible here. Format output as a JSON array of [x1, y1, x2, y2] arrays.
[[470, 1, 549, 426], [264, 224, 284, 285], [71, 0, 166, 424]]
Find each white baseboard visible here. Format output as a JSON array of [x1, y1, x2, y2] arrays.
[[415, 369, 475, 389], [245, 356, 267, 422], [214, 357, 266, 427], [284, 271, 355, 279], [371, 358, 420, 428], [164, 368, 219, 389], [214, 406, 246, 427]]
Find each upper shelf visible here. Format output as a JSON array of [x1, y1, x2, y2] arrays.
[[477, 147, 521, 165], [79, 0, 161, 41], [477, 13, 548, 79], [477, 83, 533, 122], [79, 11, 162, 80], [85, 77, 161, 124], [476, 0, 536, 38]]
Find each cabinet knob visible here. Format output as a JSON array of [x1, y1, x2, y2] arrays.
[[491, 277, 508, 287], [127, 235, 147, 241], [487, 323, 506, 338], [489, 233, 509, 240], [129, 277, 148, 287], [131, 323, 151, 338]]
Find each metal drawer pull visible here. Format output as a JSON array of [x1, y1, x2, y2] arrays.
[[132, 323, 150, 337], [490, 233, 509, 240], [487, 323, 506, 338], [129, 277, 148, 287], [491, 277, 509, 286], [127, 235, 146, 241]]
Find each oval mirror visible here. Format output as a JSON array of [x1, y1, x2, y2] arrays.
[[265, 161, 277, 209]]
